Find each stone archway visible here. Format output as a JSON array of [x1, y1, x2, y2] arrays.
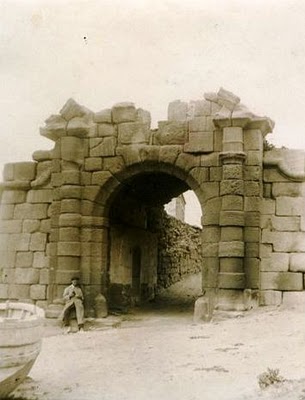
[[0, 88, 274, 319]]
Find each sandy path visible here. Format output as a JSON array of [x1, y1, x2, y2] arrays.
[[11, 306, 305, 400]]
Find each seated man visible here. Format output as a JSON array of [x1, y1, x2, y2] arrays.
[[59, 277, 85, 334]]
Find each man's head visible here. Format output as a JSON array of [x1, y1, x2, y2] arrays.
[[71, 277, 80, 286]]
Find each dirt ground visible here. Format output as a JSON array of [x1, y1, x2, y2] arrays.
[[10, 275, 305, 400]]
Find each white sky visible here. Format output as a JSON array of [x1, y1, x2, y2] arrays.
[[1, 0, 305, 225]]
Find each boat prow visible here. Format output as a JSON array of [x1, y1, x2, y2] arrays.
[[0, 302, 45, 398]]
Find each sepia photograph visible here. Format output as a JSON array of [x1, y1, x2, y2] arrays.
[[1, 1, 305, 399]]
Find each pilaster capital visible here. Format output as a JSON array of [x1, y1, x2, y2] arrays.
[[219, 151, 246, 165]]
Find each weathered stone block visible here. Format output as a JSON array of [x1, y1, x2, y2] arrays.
[[188, 167, 209, 186], [244, 166, 261, 181], [0, 284, 9, 299], [202, 198, 221, 225], [262, 230, 305, 252], [15, 268, 40, 284], [27, 189, 53, 203], [0, 220, 22, 234], [259, 290, 282, 306], [193, 296, 212, 323], [84, 157, 102, 171], [112, 102, 137, 123], [290, 253, 305, 272], [245, 212, 260, 227], [222, 127, 243, 152], [191, 100, 211, 117], [82, 186, 100, 202], [218, 272, 245, 289], [3, 164, 14, 181], [138, 146, 159, 162], [90, 137, 116, 157], [59, 227, 79, 241], [1, 190, 26, 204], [60, 98, 89, 121], [13, 162, 36, 181], [57, 256, 80, 270], [244, 258, 259, 288], [16, 252, 33, 267], [155, 121, 187, 145], [263, 183, 272, 198], [263, 168, 288, 183], [202, 242, 218, 257], [222, 165, 243, 180], [60, 185, 82, 199], [201, 153, 220, 167], [201, 227, 220, 243], [270, 216, 300, 232], [30, 284, 46, 300], [260, 272, 303, 291], [22, 220, 40, 233], [219, 241, 244, 257], [91, 171, 112, 186], [57, 242, 81, 256], [220, 258, 243, 273], [14, 204, 48, 219], [244, 181, 261, 197], [221, 227, 243, 241], [245, 242, 259, 257], [282, 291, 305, 308], [60, 199, 81, 214], [8, 284, 30, 299], [189, 117, 213, 132], [276, 197, 305, 216], [244, 129, 263, 151], [202, 258, 219, 288], [209, 167, 222, 181], [55, 270, 81, 285], [39, 269, 50, 284], [272, 182, 304, 197], [10, 233, 31, 251], [184, 132, 214, 153], [98, 123, 116, 137], [220, 180, 244, 196], [94, 109, 112, 123], [103, 156, 124, 175], [220, 211, 244, 226], [199, 182, 220, 202], [59, 213, 82, 227], [261, 198, 275, 214], [61, 136, 84, 164], [246, 151, 263, 166], [30, 232, 47, 251], [174, 155, 200, 178], [0, 204, 14, 220], [80, 172, 91, 185], [244, 227, 260, 243], [261, 252, 289, 272], [33, 252, 47, 268], [221, 195, 243, 211], [40, 219, 51, 233], [168, 100, 188, 121]]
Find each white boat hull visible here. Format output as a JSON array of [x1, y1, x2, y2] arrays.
[[0, 302, 44, 398]]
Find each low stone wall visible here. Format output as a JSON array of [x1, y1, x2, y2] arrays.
[[151, 209, 202, 289]]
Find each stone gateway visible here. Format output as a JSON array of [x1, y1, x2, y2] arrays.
[[0, 88, 305, 318]]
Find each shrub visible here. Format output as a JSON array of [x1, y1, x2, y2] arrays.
[[258, 368, 285, 389]]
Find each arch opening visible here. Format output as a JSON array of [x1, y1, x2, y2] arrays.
[[106, 171, 203, 315]]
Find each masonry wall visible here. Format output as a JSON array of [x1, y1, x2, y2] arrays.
[[0, 161, 52, 308], [152, 209, 202, 289], [261, 148, 305, 306]]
